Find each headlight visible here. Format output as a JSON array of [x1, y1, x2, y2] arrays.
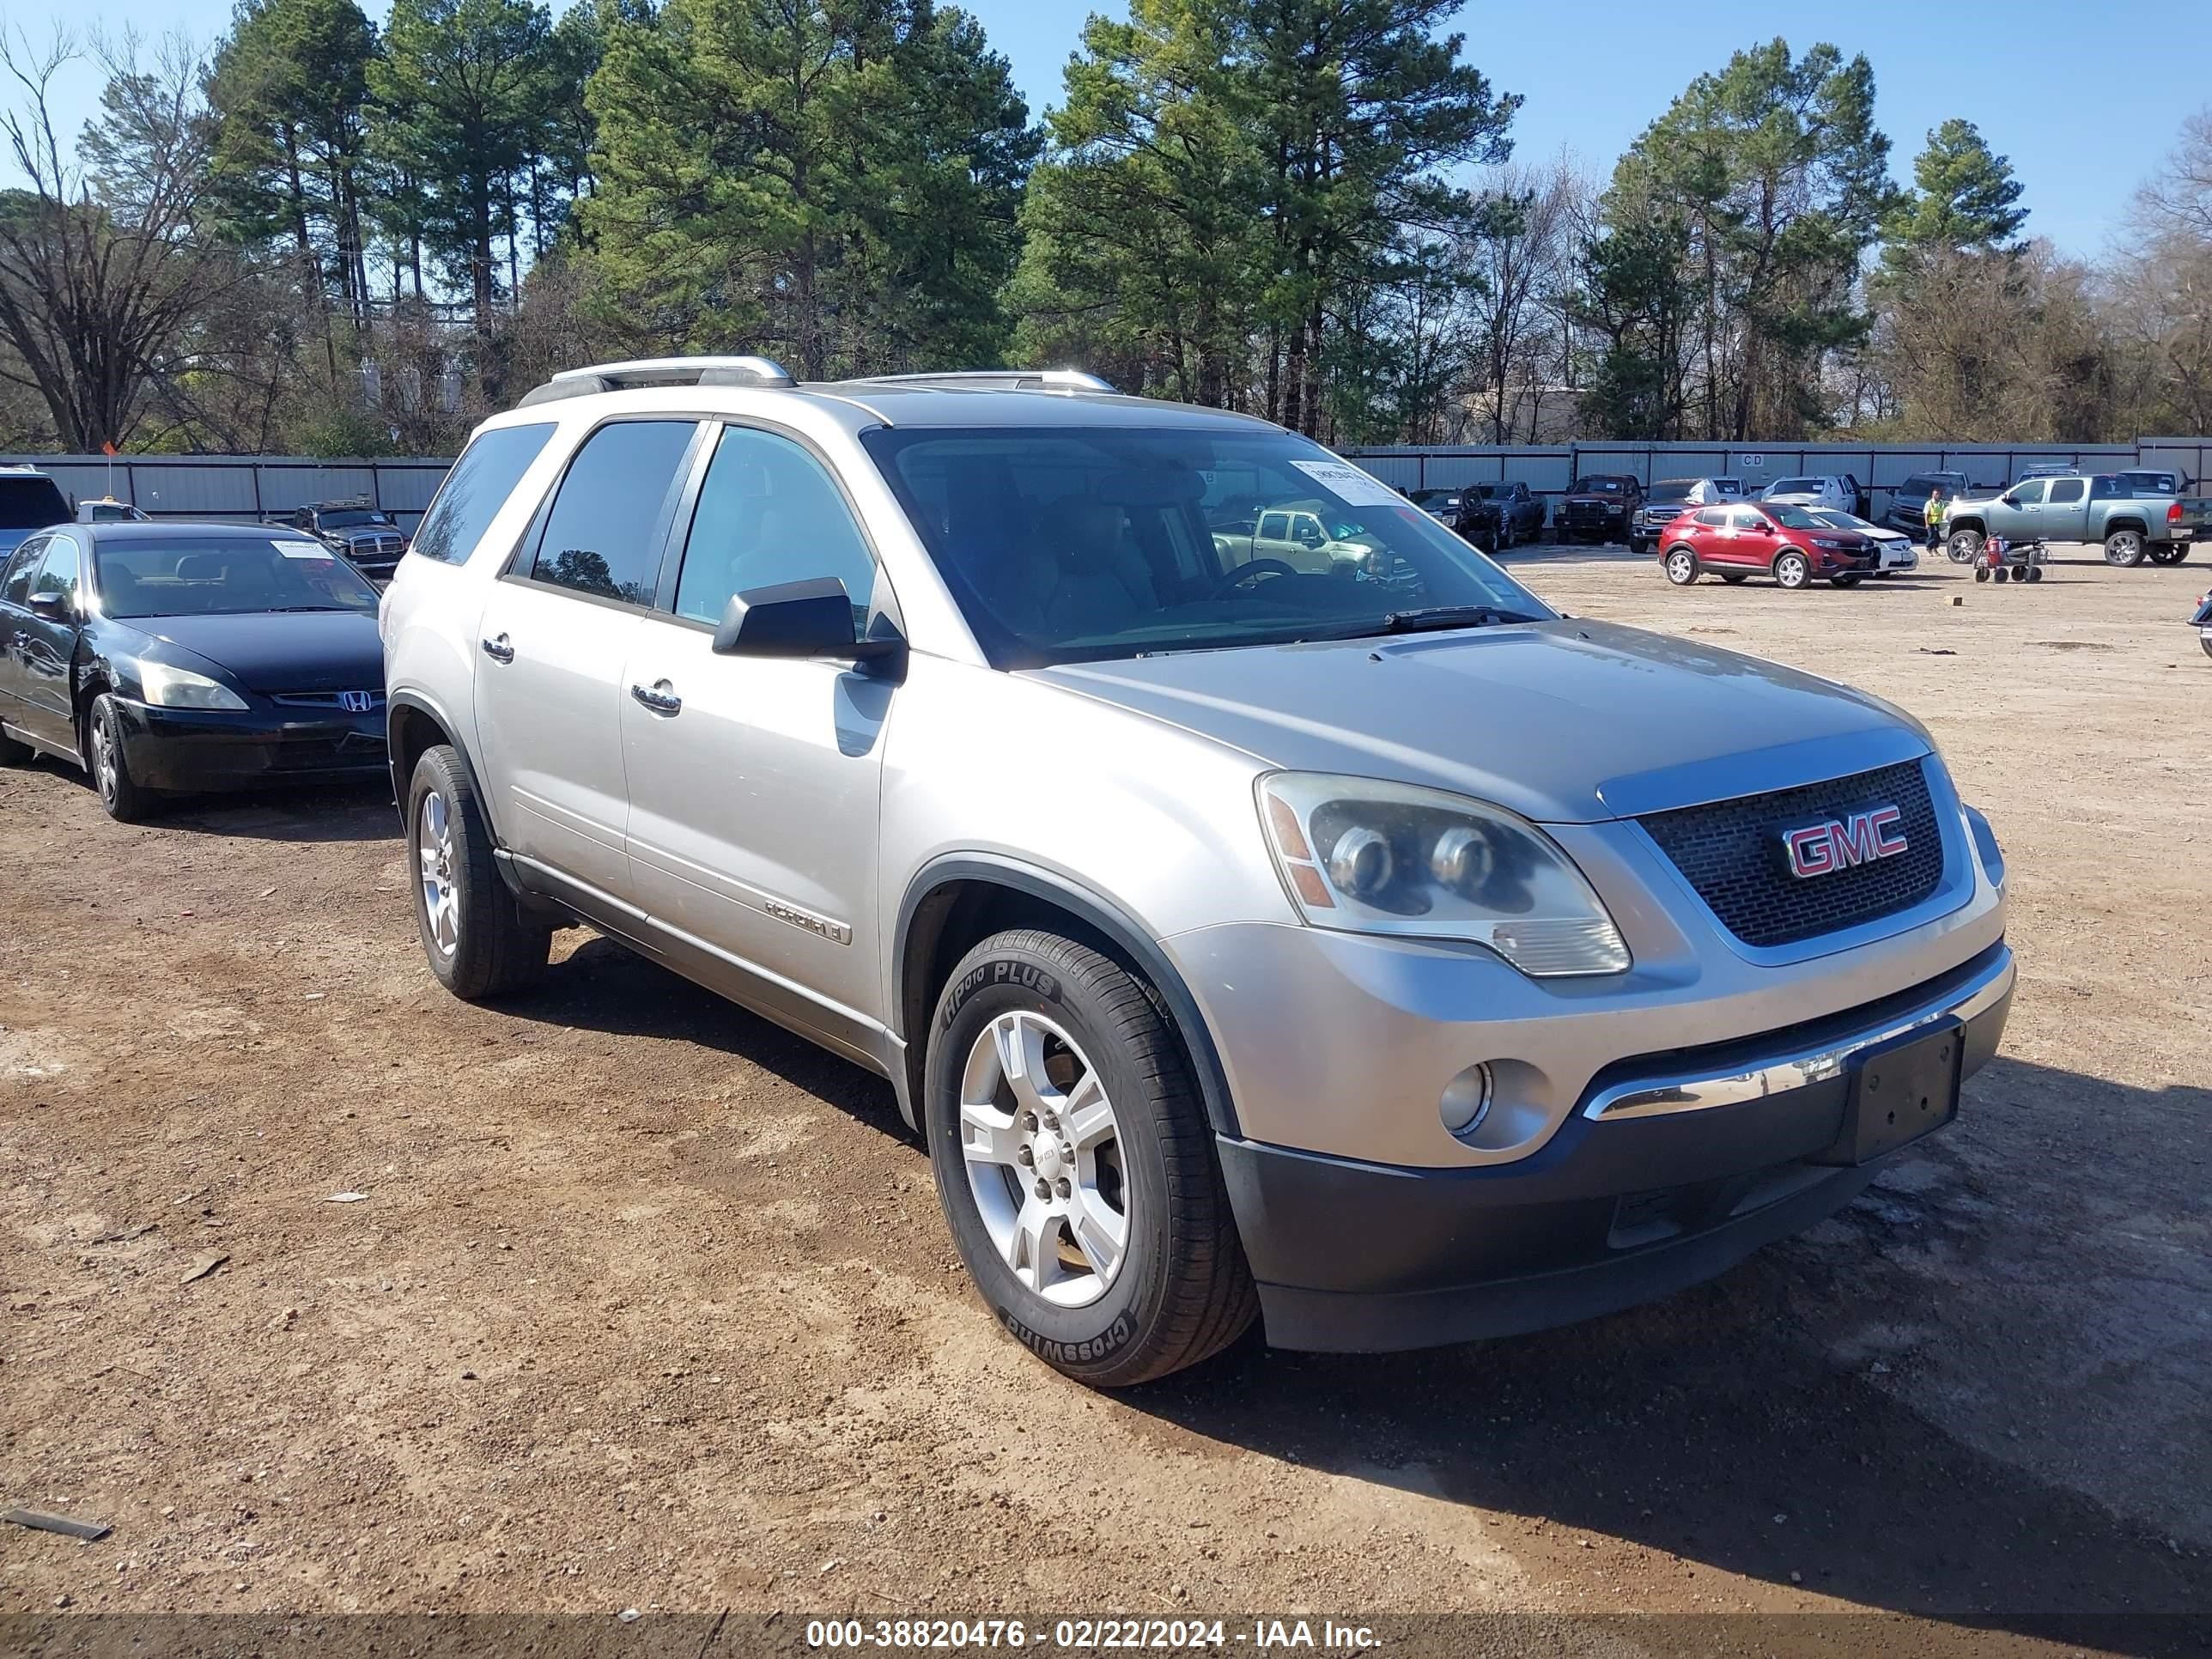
[[1257, 773, 1631, 976], [138, 660, 248, 711]]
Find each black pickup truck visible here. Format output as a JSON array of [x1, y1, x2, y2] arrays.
[[1555, 475, 1643, 544], [277, 499, 410, 580]]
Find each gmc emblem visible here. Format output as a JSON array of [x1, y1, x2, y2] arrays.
[[1781, 805, 1908, 879]]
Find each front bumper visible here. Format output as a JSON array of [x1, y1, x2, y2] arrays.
[[1218, 943, 2013, 1352], [113, 699, 388, 791]]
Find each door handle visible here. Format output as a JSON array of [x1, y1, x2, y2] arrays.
[[481, 633, 514, 664], [630, 680, 682, 716]]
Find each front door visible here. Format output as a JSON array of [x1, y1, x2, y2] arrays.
[[2040, 477, 2088, 541], [620, 422, 894, 1038], [472, 417, 702, 902], [0, 532, 81, 750], [1990, 480, 2044, 539]]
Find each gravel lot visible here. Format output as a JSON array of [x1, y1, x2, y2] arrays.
[[2, 544, 2207, 1653]]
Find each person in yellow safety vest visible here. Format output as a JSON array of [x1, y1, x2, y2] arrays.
[[1924, 487, 1948, 553]]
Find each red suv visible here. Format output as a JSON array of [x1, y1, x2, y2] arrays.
[[1659, 503, 1880, 590]]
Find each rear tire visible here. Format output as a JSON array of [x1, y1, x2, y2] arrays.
[[2148, 544, 2185, 565], [406, 744, 551, 1000], [1774, 550, 1812, 590], [2104, 529, 2146, 568], [927, 929, 1256, 1388]]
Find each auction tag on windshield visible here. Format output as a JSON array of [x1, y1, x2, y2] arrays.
[[1290, 459, 1406, 507], [275, 541, 333, 560]]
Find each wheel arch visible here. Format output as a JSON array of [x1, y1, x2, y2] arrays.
[[892, 855, 1241, 1142], [2103, 517, 2149, 538], [387, 690, 507, 849]]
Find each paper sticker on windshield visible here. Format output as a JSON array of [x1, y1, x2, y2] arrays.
[[276, 541, 333, 560], [1290, 459, 1405, 507]]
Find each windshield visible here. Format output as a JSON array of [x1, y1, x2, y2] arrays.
[[1409, 489, 1457, 507], [94, 536, 382, 618], [1, 475, 70, 530], [1647, 482, 1696, 503], [319, 508, 394, 528], [862, 427, 1552, 667], [1569, 477, 1626, 494], [1766, 505, 1826, 529], [1769, 478, 1820, 494]]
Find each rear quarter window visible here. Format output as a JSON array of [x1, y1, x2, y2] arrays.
[[410, 422, 558, 566]]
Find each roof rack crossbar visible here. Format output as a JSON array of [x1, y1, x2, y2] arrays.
[[517, 355, 796, 406], [840, 368, 1118, 394]]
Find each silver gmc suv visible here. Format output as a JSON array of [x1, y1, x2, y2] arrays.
[[380, 358, 2014, 1386]]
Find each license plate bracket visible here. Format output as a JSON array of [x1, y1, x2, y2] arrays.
[[1814, 1019, 1963, 1166]]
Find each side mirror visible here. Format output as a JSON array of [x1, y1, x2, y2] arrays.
[[712, 576, 904, 669], [27, 591, 70, 621]]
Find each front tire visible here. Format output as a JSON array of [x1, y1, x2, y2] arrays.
[[88, 693, 157, 822], [1662, 546, 1698, 586], [1948, 529, 1984, 564], [1774, 550, 1812, 590], [927, 929, 1256, 1388], [2104, 529, 2146, 568], [406, 744, 550, 1000]]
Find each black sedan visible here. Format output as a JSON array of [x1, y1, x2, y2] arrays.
[[0, 521, 387, 821]]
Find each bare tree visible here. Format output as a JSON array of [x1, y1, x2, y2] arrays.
[[0, 25, 231, 449], [1462, 153, 1579, 442]]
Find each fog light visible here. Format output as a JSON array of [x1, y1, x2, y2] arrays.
[[1440, 1063, 1494, 1135]]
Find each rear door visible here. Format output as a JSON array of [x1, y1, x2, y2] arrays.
[[472, 417, 703, 902], [620, 421, 894, 1040]]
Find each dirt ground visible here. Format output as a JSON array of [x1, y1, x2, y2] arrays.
[[2, 543, 2208, 1654]]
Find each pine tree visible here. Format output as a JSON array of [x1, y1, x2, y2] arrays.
[[1883, 118, 2027, 258], [368, 0, 556, 334]]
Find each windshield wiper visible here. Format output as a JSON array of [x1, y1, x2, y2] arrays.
[[1373, 605, 1545, 635]]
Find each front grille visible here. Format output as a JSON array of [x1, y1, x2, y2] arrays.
[[1638, 761, 1947, 948], [271, 690, 385, 711]]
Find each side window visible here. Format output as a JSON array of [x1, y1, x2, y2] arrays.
[[1729, 508, 1766, 530], [1693, 507, 1727, 526], [2010, 480, 2047, 505], [34, 534, 80, 604], [3, 535, 49, 605], [528, 420, 698, 605], [2047, 478, 2085, 504], [412, 421, 557, 566], [672, 425, 878, 626], [1256, 512, 1289, 541]]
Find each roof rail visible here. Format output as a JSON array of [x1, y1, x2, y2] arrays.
[[517, 355, 796, 407], [840, 368, 1118, 394]]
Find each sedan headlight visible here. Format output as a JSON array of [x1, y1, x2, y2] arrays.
[[1257, 774, 1631, 976], [138, 660, 249, 711]]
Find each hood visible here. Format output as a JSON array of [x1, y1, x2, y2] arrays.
[[123, 611, 385, 695], [1026, 618, 1929, 823]]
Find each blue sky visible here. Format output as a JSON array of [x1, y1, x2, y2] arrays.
[[6, 0, 2207, 254]]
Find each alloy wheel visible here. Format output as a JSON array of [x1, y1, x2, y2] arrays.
[[417, 789, 460, 957], [957, 1010, 1128, 1310], [91, 707, 120, 811]]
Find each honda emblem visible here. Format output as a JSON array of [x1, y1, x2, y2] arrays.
[[1781, 806, 1907, 879], [338, 690, 376, 714]]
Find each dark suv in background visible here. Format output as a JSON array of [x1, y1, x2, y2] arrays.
[[1882, 471, 1972, 535]]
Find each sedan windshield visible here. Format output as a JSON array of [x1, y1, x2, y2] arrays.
[[95, 537, 382, 618], [862, 428, 1553, 667]]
